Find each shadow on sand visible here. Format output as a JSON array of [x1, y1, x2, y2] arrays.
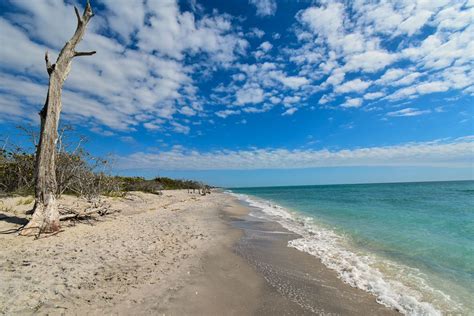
[[0, 212, 28, 226]]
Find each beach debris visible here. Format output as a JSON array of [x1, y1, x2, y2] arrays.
[[53, 198, 120, 230]]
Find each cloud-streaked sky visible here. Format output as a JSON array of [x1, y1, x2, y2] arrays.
[[0, 0, 473, 186]]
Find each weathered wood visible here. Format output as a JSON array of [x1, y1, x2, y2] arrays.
[[58, 199, 116, 221], [20, 1, 96, 236], [59, 209, 103, 221]]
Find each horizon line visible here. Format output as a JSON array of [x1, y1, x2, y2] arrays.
[[225, 178, 474, 189]]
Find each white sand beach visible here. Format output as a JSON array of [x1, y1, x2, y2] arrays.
[[0, 190, 397, 315]]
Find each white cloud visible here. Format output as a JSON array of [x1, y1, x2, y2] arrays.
[[335, 79, 372, 94], [386, 87, 417, 101], [344, 50, 397, 73], [402, 25, 473, 70], [377, 69, 406, 85], [101, 0, 145, 43], [442, 66, 473, 89], [342, 98, 363, 108], [282, 107, 298, 116], [7, 0, 77, 49], [270, 96, 281, 104], [232, 73, 246, 81], [298, 2, 344, 45], [386, 108, 431, 117], [283, 96, 301, 104], [292, 0, 472, 112], [318, 95, 333, 105], [235, 86, 265, 105], [435, 5, 474, 30], [354, 1, 449, 36], [398, 10, 433, 36], [274, 74, 309, 89], [116, 137, 474, 170], [387, 80, 451, 101], [221, 62, 310, 110], [290, 50, 323, 65], [0, 0, 248, 133], [180, 106, 197, 116], [360, 2, 404, 34], [143, 119, 165, 131], [259, 41, 273, 52], [242, 103, 274, 113], [171, 122, 190, 134], [1, 0, 472, 131], [248, 27, 265, 38], [325, 68, 346, 86], [249, 0, 277, 17], [216, 109, 241, 118], [139, 0, 248, 64], [216, 61, 310, 113], [0, 18, 49, 76], [375, 68, 422, 89], [417, 81, 449, 94], [393, 72, 422, 87], [364, 92, 385, 100]]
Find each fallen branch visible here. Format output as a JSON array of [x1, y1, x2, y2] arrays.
[[34, 229, 65, 240], [59, 208, 100, 220], [0, 227, 23, 234], [58, 199, 119, 221]]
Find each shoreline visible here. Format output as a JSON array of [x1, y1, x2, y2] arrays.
[[230, 188, 470, 315], [230, 200, 398, 315], [1, 190, 398, 315], [160, 192, 398, 315]]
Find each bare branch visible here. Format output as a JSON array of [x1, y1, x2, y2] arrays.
[[74, 51, 96, 57], [74, 6, 82, 24], [84, 0, 94, 19], [44, 51, 55, 75], [45, 51, 50, 68]]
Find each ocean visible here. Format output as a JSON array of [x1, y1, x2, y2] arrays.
[[229, 181, 474, 315]]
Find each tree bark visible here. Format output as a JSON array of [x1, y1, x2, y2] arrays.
[[20, 1, 96, 236]]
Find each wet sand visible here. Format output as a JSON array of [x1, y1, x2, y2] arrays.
[[161, 196, 399, 315]]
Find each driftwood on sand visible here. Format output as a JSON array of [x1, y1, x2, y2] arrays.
[[58, 199, 119, 221]]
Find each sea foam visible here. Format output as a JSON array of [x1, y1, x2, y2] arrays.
[[228, 191, 460, 316]]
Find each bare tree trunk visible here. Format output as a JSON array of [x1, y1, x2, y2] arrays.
[[20, 1, 96, 236]]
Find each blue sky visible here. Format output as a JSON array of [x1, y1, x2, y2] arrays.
[[0, 0, 473, 187]]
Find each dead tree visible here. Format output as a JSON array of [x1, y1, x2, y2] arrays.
[[20, 1, 96, 236]]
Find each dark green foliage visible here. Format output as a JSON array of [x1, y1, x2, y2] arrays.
[[154, 177, 203, 190], [114, 176, 161, 194], [114, 176, 205, 192], [0, 148, 35, 195]]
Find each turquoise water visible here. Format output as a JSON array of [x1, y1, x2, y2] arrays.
[[231, 181, 474, 315]]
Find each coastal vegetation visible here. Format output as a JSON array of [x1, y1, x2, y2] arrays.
[[1, 129, 210, 238], [1, 134, 209, 198]]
